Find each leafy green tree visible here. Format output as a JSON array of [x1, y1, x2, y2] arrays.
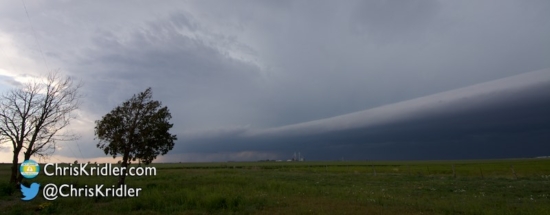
[[95, 88, 176, 185]]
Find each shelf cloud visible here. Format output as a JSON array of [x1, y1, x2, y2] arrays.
[[1, 1, 549, 162], [176, 68, 550, 160]]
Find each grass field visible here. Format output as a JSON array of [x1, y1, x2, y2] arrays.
[[1, 159, 550, 214]]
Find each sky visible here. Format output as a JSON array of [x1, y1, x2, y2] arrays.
[[0, 0, 549, 163]]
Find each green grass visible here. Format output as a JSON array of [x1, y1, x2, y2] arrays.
[[1, 159, 550, 214]]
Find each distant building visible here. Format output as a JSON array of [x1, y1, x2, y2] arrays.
[[289, 152, 305, 162]]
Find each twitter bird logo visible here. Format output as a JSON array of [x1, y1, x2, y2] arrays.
[[21, 183, 40, 201]]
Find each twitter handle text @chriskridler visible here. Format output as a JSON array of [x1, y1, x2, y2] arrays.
[[42, 183, 142, 200]]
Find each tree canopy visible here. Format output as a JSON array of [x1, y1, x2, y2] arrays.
[[95, 88, 176, 185], [0, 72, 81, 184]]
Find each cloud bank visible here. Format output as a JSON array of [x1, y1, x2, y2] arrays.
[[0, 1, 549, 162], [176, 68, 550, 160]]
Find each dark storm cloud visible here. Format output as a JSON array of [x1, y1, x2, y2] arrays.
[[350, 0, 440, 42], [59, 11, 269, 158], [1, 1, 550, 161], [0, 74, 21, 87], [75, 11, 265, 118], [175, 68, 550, 160]]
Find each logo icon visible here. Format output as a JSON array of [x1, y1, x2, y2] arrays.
[[21, 183, 40, 201], [20, 160, 40, 179]]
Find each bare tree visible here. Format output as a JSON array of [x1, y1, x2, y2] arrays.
[[0, 72, 81, 184]]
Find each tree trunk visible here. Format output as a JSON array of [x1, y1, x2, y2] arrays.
[[118, 161, 128, 186], [118, 149, 130, 186], [10, 146, 22, 186], [16, 151, 33, 184]]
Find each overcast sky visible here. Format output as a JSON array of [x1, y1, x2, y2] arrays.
[[1, 0, 549, 163]]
